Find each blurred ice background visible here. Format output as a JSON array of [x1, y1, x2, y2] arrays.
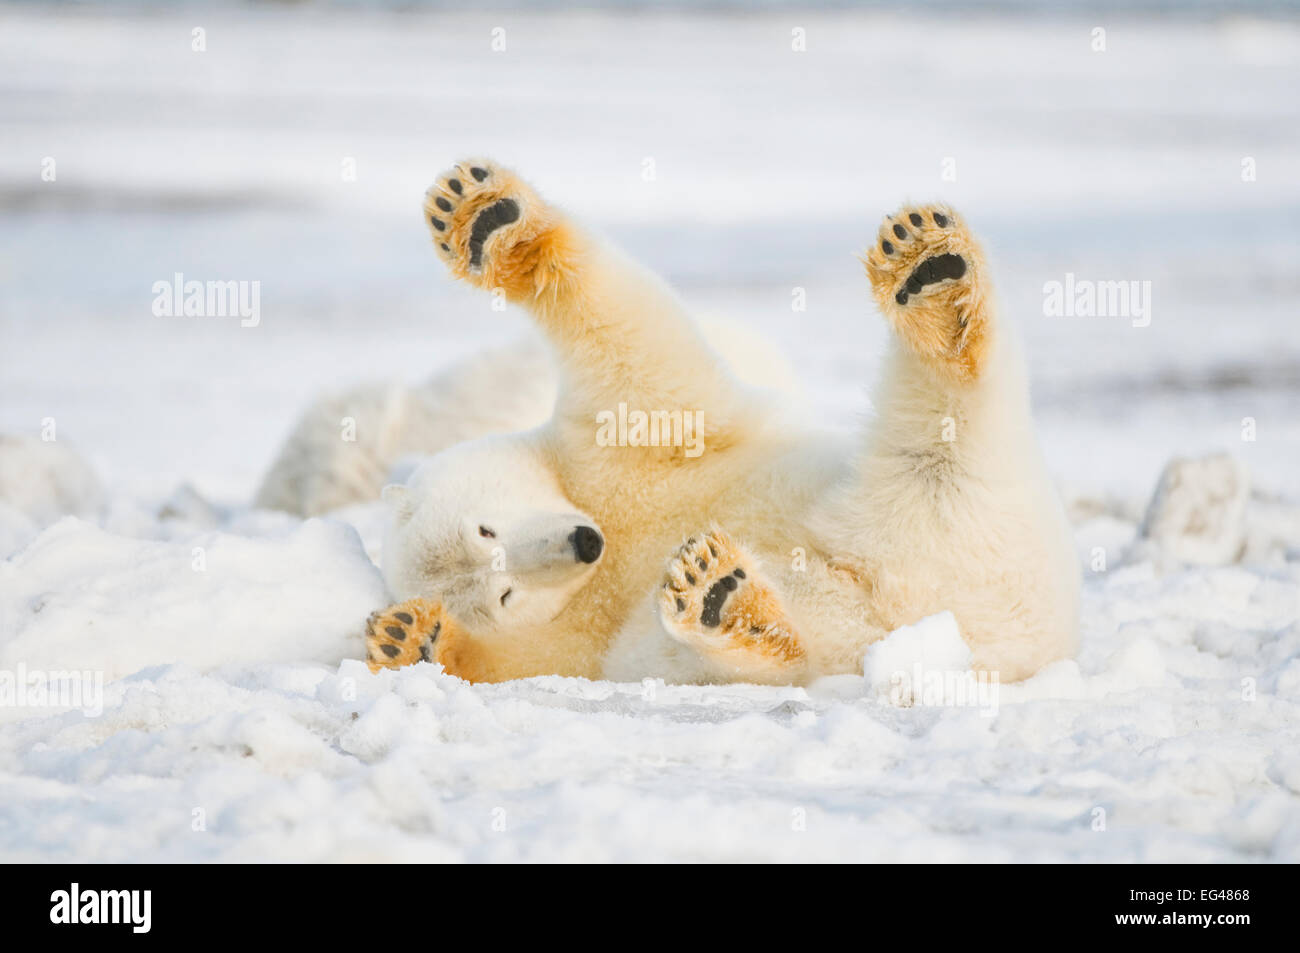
[[2, 0, 1298, 508], [1, 1, 1299, 862]]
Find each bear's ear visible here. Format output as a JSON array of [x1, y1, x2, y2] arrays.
[[381, 484, 414, 522]]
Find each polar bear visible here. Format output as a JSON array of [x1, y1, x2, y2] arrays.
[[364, 158, 1080, 686]]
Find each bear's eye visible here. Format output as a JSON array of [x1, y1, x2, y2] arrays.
[[478, 525, 496, 539]]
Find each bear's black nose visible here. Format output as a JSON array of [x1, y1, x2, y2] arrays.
[[570, 526, 603, 564]]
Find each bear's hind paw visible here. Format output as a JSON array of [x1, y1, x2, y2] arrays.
[[862, 203, 992, 382], [424, 159, 564, 296]]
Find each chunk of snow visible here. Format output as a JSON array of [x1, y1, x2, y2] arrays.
[[0, 434, 104, 537], [862, 611, 978, 707], [1133, 453, 1248, 567]]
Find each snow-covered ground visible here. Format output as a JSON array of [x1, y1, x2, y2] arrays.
[[1, 4, 1298, 861]]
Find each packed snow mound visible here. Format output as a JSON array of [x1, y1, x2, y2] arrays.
[[0, 517, 384, 721]]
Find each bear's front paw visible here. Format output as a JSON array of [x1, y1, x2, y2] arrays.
[[424, 159, 563, 295], [862, 204, 992, 382], [658, 529, 805, 683], [364, 597, 446, 672]]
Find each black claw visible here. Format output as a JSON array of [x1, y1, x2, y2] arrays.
[[896, 290, 909, 305], [432, 621, 441, 640], [697, 557, 708, 571], [909, 213, 923, 226], [385, 625, 406, 641], [394, 612, 414, 625], [431, 216, 444, 231], [435, 197, 453, 212], [893, 223, 907, 239], [675, 598, 686, 612], [440, 242, 449, 252], [733, 568, 746, 579], [470, 167, 488, 181], [685, 572, 696, 586], [881, 240, 894, 255], [419, 643, 433, 662], [933, 212, 948, 227], [448, 179, 462, 194], [381, 643, 401, 658]]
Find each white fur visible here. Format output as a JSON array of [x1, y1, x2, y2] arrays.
[[378, 219, 1080, 685]]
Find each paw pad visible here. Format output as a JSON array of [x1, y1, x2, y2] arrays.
[[424, 160, 532, 277], [864, 203, 971, 308], [365, 599, 445, 671], [660, 530, 753, 631], [656, 529, 806, 676], [863, 202, 990, 380]]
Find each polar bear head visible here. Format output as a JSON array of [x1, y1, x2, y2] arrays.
[[380, 436, 604, 633]]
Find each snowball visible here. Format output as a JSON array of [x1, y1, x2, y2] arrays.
[[862, 611, 982, 708]]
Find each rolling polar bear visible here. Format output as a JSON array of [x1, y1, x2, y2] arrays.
[[365, 158, 1080, 685]]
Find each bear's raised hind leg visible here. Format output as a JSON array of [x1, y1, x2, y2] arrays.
[[862, 204, 993, 384], [657, 529, 807, 685]]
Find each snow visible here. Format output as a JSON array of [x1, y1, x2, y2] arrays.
[[0, 517, 384, 721], [861, 611, 984, 710], [1133, 453, 1250, 568], [1, 5, 1299, 862]]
